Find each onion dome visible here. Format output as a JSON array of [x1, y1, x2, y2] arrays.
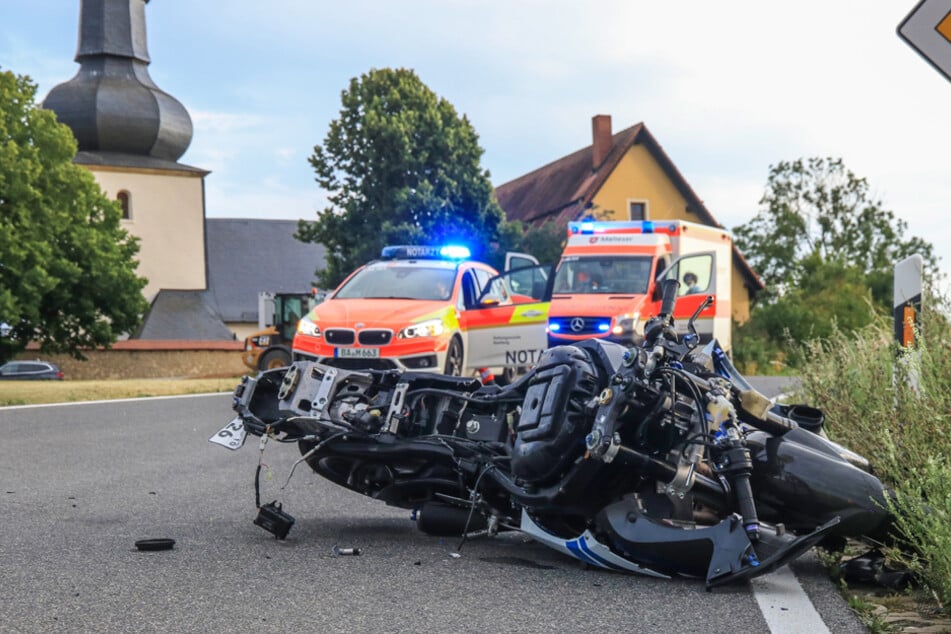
[[42, 0, 192, 162]]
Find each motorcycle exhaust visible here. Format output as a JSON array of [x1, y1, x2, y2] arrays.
[[416, 502, 487, 536]]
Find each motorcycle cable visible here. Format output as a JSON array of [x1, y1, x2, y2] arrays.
[[406, 386, 524, 404], [455, 463, 496, 553]]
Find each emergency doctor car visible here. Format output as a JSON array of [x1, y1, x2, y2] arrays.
[[292, 245, 551, 379]]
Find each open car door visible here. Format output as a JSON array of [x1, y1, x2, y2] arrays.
[[656, 251, 721, 343], [465, 263, 553, 370]]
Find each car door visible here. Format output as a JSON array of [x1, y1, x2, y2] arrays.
[[464, 263, 553, 370], [656, 252, 717, 340]]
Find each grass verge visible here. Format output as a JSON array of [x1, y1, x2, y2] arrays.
[[798, 301, 951, 626], [0, 376, 244, 407]]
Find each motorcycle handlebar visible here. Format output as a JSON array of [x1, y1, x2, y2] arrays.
[[658, 278, 680, 319]]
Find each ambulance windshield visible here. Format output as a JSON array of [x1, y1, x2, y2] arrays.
[[553, 256, 652, 295]]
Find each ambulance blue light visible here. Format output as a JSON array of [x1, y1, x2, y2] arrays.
[[549, 321, 561, 332], [597, 322, 610, 332], [580, 222, 595, 234], [439, 245, 471, 260], [642, 221, 654, 234]]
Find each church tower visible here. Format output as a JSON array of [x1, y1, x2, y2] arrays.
[[43, 0, 209, 301]]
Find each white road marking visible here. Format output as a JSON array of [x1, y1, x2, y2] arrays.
[[752, 566, 831, 634]]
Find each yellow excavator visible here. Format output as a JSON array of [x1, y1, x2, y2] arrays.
[[241, 290, 324, 371]]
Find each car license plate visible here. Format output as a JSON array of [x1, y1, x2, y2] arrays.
[[209, 417, 247, 450], [335, 347, 380, 359]]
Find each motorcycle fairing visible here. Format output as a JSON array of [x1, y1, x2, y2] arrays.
[[596, 499, 842, 588], [519, 510, 669, 579]]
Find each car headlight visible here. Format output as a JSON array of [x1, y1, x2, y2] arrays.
[[611, 312, 640, 335], [398, 318, 445, 339], [297, 317, 321, 337]]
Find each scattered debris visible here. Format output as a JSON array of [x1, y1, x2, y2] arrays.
[[331, 544, 361, 557], [134, 538, 175, 551]]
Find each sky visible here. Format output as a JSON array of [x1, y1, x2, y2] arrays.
[[2, 1, 950, 280]]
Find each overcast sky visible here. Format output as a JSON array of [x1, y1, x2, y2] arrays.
[[3, 1, 950, 279]]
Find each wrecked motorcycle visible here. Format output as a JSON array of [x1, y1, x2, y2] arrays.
[[211, 279, 893, 588]]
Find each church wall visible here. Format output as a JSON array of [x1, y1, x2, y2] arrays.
[[89, 166, 207, 301]]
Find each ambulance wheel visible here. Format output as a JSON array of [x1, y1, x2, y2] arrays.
[[260, 349, 291, 370], [444, 337, 464, 376]]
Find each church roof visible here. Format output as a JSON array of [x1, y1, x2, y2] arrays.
[[205, 219, 327, 323], [136, 290, 234, 340]]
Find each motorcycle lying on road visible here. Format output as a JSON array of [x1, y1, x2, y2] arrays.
[[211, 279, 893, 588]]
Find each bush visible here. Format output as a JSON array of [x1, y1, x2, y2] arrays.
[[797, 298, 951, 608]]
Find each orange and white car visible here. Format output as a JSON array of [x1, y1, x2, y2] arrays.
[[292, 245, 551, 378]]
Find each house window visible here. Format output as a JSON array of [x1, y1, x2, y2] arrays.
[[117, 190, 131, 220], [628, 200, 648, 221]]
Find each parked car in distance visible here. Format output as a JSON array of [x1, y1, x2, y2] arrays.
[[0, 360, 65, 380]]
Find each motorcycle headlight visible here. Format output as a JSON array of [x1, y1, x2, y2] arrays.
[[611, 312, 640, 335], [297, 317, 321, 338], [398, 318, 445, 339]]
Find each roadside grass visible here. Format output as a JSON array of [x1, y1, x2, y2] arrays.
[[798, 301, 951, 621], [0, 376, 244, 407]]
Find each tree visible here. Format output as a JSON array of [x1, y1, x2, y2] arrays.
[[0, 68, 148, 361], [734, 157, 938, 305], [484, 219, 566, 272], [731, 157, 938, 371], [298, 68, 506, 287]]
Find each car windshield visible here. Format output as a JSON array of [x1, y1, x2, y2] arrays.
[[553, 256, 652, 295], [334, 265, 456, 300]]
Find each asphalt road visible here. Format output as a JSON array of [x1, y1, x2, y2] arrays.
[[0, 391, 864, 634]]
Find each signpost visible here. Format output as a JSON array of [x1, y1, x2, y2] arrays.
[[894, 255, 924, 393], [898, 0, 951, 83], [894, 255, 923, 348]]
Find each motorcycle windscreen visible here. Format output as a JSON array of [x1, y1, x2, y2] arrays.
[[465, 264, 553, 370]]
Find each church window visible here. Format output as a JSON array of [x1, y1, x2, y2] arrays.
[[117, 190, 131, 220]]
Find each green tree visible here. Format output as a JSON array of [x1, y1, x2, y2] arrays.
[[732, 157, 938, 371], [734, 157, 937, 304], [298, 67, 506, 287], [0, 68, 148, 361], [484, 219, 566, 271]]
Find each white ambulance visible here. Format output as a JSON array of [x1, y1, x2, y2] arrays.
[[548, 220, 733, 350]]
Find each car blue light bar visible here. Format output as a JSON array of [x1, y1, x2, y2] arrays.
[[439, 245, 471, 260], [380, 245, 471, 260]]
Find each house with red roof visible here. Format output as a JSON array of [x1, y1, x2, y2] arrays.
[[495, 115, 763, 324]]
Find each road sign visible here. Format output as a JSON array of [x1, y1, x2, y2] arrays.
[[898, 0, 951, 82]]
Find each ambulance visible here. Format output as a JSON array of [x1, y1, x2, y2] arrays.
[[292, 245, 551, 379], [548, 220, 733, 350]]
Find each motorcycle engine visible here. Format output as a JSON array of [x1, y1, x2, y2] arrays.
[[511, 346, 601, 485]]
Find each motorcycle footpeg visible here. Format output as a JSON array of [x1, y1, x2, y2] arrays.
[[254, 501, 295, 540]]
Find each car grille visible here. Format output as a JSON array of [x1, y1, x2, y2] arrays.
[[357, 329, 392, 345], [324, 329, 355, 345], [549, 317, 609, 336], [323, 358, 398, 371]]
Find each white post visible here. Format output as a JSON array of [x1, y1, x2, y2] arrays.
[[894, 255, 923, 392]]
